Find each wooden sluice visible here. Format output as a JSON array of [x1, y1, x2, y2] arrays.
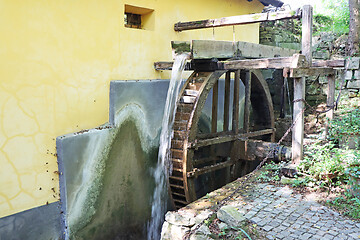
[[154, 5, 354, 209]]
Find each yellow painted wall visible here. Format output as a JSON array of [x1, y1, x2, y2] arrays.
[[0, 0, 263, 218]]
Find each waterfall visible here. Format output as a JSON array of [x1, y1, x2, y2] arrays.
[[147, 54, 188, 239]]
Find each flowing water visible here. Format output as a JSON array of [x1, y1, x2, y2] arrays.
[[147, 54, 188, 239]]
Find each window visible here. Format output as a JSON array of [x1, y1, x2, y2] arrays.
[[124, 4, 154, 30], [124, 12, 142, 29]]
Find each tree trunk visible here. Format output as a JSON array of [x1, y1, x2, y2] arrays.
[[346, 0, 360, 56]]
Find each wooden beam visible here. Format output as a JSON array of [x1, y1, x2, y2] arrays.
[[312, 59, 345, 68], [212, 80, 218, 133], [244, 70, 252, 133], [288, 68, 336, 78], [189, 128, 275, 149], [223, 54, 309, 70], [325, 74, 336, 135], [154, 61, 192, 71], [301, 5, 313, 65], [292, 77, 305, 165], [223, 72, 231, 131], [174, 9, 302, 31], [233, 70, 240, 134], [187, 160, 233, 177]]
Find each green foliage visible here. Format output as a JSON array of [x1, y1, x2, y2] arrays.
[[291, 176, 311, 187], [328, 196, 360, 219], [315, 0, 350, 34], [300, 143, 346, 185], [328, 109, 360, 144], [256, 162, 283, 182]]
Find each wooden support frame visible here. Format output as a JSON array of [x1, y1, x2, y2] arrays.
[[292, 77, 305, 165], [244, 70, 252, 133], [223, 72, 231, 131], [174, 9, 302, 31], [189, 128, 275, 149], [291, 5, 313, 165], [232, 70, 240, 134], [325, 74, 336, 135], [288, 68, 336, 78], [224, 54, 309, 70], [187, 160, 233, 178], [212, 80, 219, 133]]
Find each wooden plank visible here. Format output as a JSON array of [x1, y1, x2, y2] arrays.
[[174, 9, 302, 31], [325, 74, 336, 135], [189, 128, 275, 149], [289, 68, 336, 78], [187, 160, 233, 177], [223, 54, 309, 70], [233, 70, 240, 134], [292, 77, 305, 165], [154, 61, 192, 71], [312, 59, 345, 68], [211, 80, 218, 133], [244, 70, 252, 133], [237, 41, 299, 59], [302, 5, 313, 65], [223, 71, 231, 131]]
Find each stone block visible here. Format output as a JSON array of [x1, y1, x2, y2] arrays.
[[347, 80, 360, 89], [160, 222, 190, 240], [313, 51, 330, 60], [278, 43, 301, 50], [217, 205, 246, 228], [345, 57, 360, 69], [345, 70, 353, 80], [165, 211, 195, 227], [354, 70, 360, 79]]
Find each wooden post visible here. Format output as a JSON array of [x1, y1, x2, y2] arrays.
[[232, 70, 240, 133], [280, 76, 286, 118], [212, 80, 218, 133], [291, 5, 313, 165], [292, 77, 305, 165], [325, 74, 335, 135], [244, 70, 252, 133], [230, 70, 241, 179], [223, 72, 231, 131], [302, 5, 313, 65]]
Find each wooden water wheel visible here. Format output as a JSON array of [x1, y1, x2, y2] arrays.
[[169, 69, 275, 209]]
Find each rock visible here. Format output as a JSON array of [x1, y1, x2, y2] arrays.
[[194, 210, 213, 224], [218, 222, 229, 231], [345, 70, 354, 80], [189, 225, 214, 240], [217, 205, 246, 228], [281, 176, 296, 185], [346, 57, 360, 70], [354, 70, 360, 80], [280, 167, 298, 178], [160, 221, 190, 240], [347, 80, 360, 89], [165, 211, 195, 227]]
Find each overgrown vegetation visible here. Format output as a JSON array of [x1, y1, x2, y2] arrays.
[[298, 98, 360, 219], [314, 0, 350, 35]]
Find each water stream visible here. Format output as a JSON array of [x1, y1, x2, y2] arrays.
[[147, 54, 188, 239]]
